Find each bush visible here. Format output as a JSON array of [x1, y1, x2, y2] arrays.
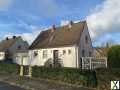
[[32, 67, 97, 88], [107, 45, 120, 68], [0, 62, 19, 74]]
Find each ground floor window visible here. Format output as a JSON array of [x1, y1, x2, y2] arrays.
[[82, 49, 85, 57], [43, 50, 48, 59]]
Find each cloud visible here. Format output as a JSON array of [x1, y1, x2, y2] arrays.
[[87, 0, 120, 44], [3, 29, 41, 44], [0, 0, 12, 10], [60, 20, 69, 26]]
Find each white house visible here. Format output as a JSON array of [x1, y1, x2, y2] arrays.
[[29, 21, 93, 68], [0, 36, 29, 63]]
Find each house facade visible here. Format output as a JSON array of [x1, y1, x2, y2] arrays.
[[29, 21, 93, 68], [0, 36, 29, 63]]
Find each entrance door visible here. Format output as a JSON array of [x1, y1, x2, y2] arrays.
[[53, 50, 59, 67]]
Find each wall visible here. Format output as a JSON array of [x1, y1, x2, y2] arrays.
[[29, 46, 78, 68], [79, 23, 93, 57], [78, 23, 93, 68], [0, 52, 5, 61]]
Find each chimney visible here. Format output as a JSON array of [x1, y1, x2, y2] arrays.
[[51, 25, 56, 32], [6, 37, 9, 40], [13, 36, 16, 39], [68, 21, 73, 29]]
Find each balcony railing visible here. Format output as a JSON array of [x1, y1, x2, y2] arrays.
[[81, 57, 107, 70]]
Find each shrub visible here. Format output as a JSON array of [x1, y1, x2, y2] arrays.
[[0, 62, 19, 74], [32, 67, 97, 87], [107, 45, 120, 68]]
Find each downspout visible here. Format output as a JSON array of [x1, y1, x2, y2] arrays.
[[75, 45, 78, 68]]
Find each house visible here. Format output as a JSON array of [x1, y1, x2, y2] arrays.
[[29, 21, 93, 68], [0, 36, 29, 63]]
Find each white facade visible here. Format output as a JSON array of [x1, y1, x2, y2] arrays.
[[0, 52, 5, 61], [29, 46, 79, 68]]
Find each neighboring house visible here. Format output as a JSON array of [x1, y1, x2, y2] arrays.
[[29, 21, 93, 68], [0, 36, 29, 63], [93, 47, 109, 57], [14, 50, 29, 65]]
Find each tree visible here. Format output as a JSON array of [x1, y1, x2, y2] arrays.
[[107, 45, 120, 68]]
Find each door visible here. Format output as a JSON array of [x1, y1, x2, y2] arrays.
[[53, 50, 59, 67]]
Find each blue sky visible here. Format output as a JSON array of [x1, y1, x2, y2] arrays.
[[0, 0, 120, 46]]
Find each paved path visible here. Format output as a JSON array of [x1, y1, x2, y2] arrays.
[[0, 82, 25, 90]]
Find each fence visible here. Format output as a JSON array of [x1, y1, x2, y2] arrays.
[[81, 57, 107, 70]]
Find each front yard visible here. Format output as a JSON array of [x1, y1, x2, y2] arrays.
[[0, 62, 120, 90]]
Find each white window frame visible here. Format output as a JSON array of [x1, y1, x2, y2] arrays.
[[43, 50, 48, 59]]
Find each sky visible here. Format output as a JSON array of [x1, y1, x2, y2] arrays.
[[0, 0, 120, 46]]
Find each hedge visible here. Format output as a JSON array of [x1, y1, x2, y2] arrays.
[[32, 66, 97, 88], [107, 45, 120, 68], [95, 68, 120, 90], [0, 62, 19, 74]]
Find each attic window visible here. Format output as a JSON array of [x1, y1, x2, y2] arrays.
[[85, 35, 88, 44], [18, 45, 22, 50]]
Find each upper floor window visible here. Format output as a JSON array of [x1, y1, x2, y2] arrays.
[[89, 51, 92, 57], [85, 35, 88, 44], [82, 49, 85, 57], [68, 49, 71, 54], [43, 50, 47, 59]]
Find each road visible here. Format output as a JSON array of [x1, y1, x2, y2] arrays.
[[0, 82, 25, 90]]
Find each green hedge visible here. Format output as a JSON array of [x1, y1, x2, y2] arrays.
[[107, 45, 120, 68], [95, 68, 120, 90], [32, 67, 97, 87], [0, 62, 19, 74]]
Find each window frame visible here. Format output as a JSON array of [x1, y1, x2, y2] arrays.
[[43, 50, 48, 59]]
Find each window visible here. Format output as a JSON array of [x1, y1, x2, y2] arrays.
[[82, 49, 85, 57], [63, 50, 66, 55], [68, 49, 71, 54], [18, 45, 22, 50], [89, 51, 92, 57], [85, 35, 88, 44], [43, 50, 47, 59], [34, 51, 38, 57]]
